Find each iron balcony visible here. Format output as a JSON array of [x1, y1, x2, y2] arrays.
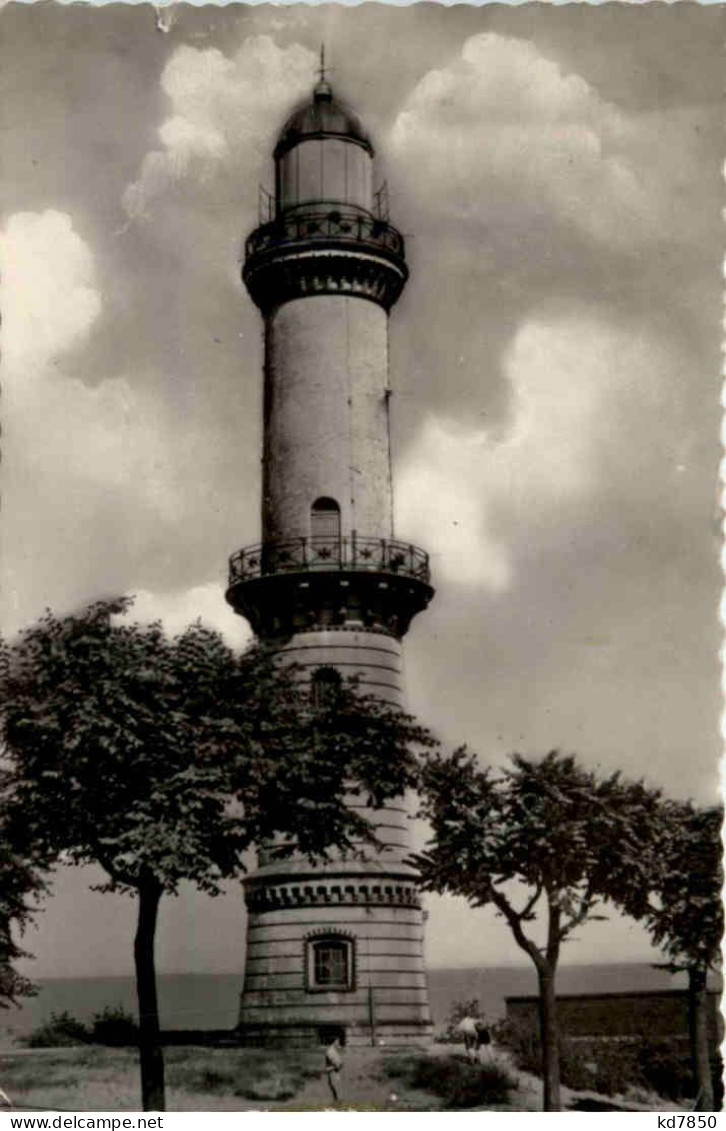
[[244, 206, 405, 265], [229, 535, 430, 588]]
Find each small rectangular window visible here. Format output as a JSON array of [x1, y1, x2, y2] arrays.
[[314, 943, 347, 986], [307, 935, 355, 992]]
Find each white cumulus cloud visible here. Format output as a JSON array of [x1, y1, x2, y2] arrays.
[[0, 211, 190, 633], [2, 211, 101, 374], [396, 308, 679, 590], [389, 32, 661, 250], [1, 211, 179, 512], [122, 36, 316, 221], [128, 585, 253, 651]]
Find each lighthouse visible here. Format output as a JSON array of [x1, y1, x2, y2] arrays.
[[226, 63, 434, 1047]]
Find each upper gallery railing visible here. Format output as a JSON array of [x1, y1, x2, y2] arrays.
[[245, 206, 405, 262], [229, 535, 429, 587]]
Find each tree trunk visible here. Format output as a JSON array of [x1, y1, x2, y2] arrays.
[[688, 966, 714, 1111], [134, 878, 165, 1112], [537, 965, 561, 1112]]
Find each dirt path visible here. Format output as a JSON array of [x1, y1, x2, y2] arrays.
[[273, 1046, 438, 1112]]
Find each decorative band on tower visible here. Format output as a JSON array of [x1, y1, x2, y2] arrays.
[[227, 67, 434, 1047], [242, 208, 408, 313]]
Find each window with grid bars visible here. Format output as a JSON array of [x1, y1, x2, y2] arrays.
[[307, 935, 354, 991]]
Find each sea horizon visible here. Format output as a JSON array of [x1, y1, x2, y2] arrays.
[[1, 962, 713, 1049], [29, 959, 655, 986]]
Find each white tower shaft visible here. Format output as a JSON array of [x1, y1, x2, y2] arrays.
[[227, 76, 433, 1047]]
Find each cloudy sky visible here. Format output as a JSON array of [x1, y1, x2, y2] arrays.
[[1, 2, 722, 980]]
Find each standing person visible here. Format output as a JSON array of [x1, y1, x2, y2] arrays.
[[456, 1014, 492, 1062], [474, 1017, 492, 1057], [324, 1034, 344, 1105], [456, 1015, 481, 1062]]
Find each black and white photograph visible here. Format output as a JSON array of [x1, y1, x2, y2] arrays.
[[0, 0, 722, 1115]]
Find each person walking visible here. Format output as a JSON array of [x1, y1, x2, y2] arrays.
[[456, 1014, 491, 1062], [456, 1015, 480, 1062], [324, 1035, 344, 1105]]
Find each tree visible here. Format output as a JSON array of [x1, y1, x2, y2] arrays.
[[640, 801, 723, 1110], [0, 598, 434, 1110], [414, 749, 663, 1111], [0, 818, 45, 1009]]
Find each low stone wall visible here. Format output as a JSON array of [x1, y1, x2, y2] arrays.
[[505, 989, 722, 1043]]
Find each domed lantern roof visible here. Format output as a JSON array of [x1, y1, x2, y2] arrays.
[[274, 80, 374, 160]]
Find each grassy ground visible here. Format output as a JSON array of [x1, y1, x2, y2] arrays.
[[0, 1043, 686, 1113]]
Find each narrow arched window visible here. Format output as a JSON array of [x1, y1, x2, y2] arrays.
[[311, 497, 340, 542], [311, 666, 342, 713]]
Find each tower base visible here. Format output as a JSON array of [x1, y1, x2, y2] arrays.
[[236, 1020, 433, 1049], [238, 865, 433, 1048]]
